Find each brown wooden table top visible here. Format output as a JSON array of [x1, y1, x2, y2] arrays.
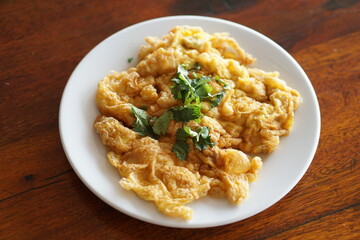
[[1, 0, 359, 239]]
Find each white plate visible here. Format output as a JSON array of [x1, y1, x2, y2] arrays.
[[59, 16, 321, 228]]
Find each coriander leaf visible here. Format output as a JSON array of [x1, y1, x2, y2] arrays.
[[183, 126, 198, 138], [171, 140, 189, 161], [152, 111, 173, 135], [195, 83, 212, 99], [130, 105, 150, 134], [171, 64, 230, 116], [173, 126, 215, 160], [197, 126, 210, 138], [190, 72, 198, 79], [171, 105, 202, 122], [194, 118, 202, 124], [127, 57, 134, 63], [193, 126, 215, 150], [183, 91, 198, 105], [178, 64, 190, 80], [130, 105, 155, 137], [192, 62, 201, 71], [175, 128, 188, 141], [171, 65, 195, 103], [171, 80, 187, 100], [149, 116, 157, 124], [215, 77, 231, 90], [175, 127, 198, 141], [181, 63, 191, 71], [209, 91, 226, 107], [192, 76, 212, 88], [171, 64, 214, 105]]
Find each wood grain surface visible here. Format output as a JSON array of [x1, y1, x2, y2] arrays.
[[1, 0, 359, 239]]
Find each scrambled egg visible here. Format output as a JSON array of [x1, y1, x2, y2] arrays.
[[94, 26, 301, 220]]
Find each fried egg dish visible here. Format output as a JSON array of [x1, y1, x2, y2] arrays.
[[94, 26, 301, 220]]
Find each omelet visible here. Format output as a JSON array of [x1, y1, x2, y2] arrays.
[[94, 26, 301, 220]]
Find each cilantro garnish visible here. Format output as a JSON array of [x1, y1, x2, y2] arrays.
[[130, 63, 229, 161], [183, 126, 198, 138], [208, 91, 226, 107], [171, 64, 229, 108], [215, 76, 231, 90], [130, 105, 155, 137], [176, 127, 194, 140], [192, 126, 215, 150], [168, 63, 231, 160], [127, 57, 134, 63], [152, 111, 173, 135], [170, 105, 202, 122], [172, 126, 215, 160], [171, 65, 196, 103], [130, 105, 174, 137], [171, 140, 189, 161], [193, 62, 201, 71]]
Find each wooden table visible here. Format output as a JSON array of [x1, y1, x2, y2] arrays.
[[1, 0, 359, 239]]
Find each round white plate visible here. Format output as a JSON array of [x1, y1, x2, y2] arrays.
[[59, 16, 321, 228]]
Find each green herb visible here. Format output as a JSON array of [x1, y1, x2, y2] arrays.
[[171, 65, 214, 104], [130, 105, 155, 137], [170, 105, 202, 122], [152, 111, 173, 135], [194, 79, 213, 99], [201, 76, 229, 107], [183, 126, 198, 138], [171, 65, 195, 103], [127, 57, 134, 63], [129, 64, 228, 161], [192, 126, 215, 150], [175, 126, 196, 140], [193, 62, 201, 71], [174, 126, 215, 154], [215, 76, 231, 90], [208, 91, 226, 107], [175, 127, 188, 141], [149, 116, 157, 124], [171, 140, 189, 161], [130, 105, 174, 138], [171, 64, 229, 108]]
